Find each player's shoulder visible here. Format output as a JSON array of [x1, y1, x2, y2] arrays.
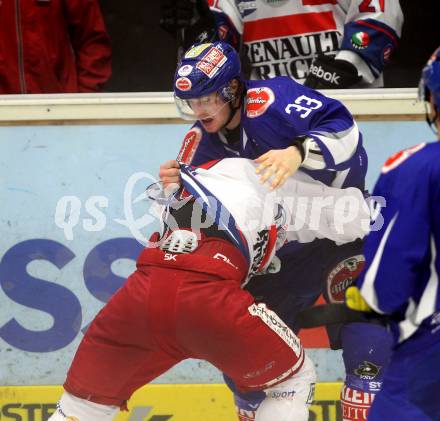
[[205, 157, 255, 176], [380, 141, 440, 177], [244, 77, 320, 119], [244, 78, 283, 118], [245, 77, 304, 99]]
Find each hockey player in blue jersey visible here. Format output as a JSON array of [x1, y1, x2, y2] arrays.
[[346, 47, 440, 420], [160, 40, 393, 421]]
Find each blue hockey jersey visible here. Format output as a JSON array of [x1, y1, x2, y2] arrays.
[[357, 142, 440, 347], [177, 77, 367, 190]]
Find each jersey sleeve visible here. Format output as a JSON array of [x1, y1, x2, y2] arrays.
[[338, 0, 403, 80], [249, 79, 361, 172], [357, 153, 439, 316], [280, 174, 370, 245], [175, 124, 218, 166]]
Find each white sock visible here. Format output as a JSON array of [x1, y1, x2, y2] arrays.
[[48, 392, 119, 421]]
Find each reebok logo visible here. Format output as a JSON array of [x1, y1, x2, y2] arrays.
[[309, 64, 340, 85]]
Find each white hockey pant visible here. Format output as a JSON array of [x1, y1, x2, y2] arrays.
[[47, 392, 119, 421], [255, 354, 316, 421]]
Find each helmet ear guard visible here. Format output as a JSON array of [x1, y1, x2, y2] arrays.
[[219, 77, 244, 102], [220, 84, 235, 102]]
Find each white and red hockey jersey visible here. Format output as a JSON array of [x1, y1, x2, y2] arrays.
[[207, 0, 403, 86], [177, 158, 370, 280]]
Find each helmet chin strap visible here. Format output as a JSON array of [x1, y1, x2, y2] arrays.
[[222, 101, 241, 130], [425, 102, 439, 135]]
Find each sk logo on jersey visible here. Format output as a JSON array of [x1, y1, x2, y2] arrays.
[[164, 253, 177, 261]]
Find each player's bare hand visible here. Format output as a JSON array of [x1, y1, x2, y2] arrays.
[[159, 160, 181, 187], [255, 146, 302, 190]]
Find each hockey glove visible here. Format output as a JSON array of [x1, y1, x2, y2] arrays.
[[160, 0, 217, 49], [345, 286, 372, 312], [304, 54, 362, 89]]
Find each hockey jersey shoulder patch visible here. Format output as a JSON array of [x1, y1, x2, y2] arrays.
[[381, 143, 426, 174], [177, 127, 203, 164], [246, 87, 275, 118]]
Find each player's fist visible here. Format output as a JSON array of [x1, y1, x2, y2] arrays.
[[304, 54, 362, 89], [345, 286, 372, 312], [159, 160, 181, 187], [255, 146, 302, 190]]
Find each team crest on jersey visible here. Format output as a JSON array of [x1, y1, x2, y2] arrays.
[[246, 87, 275, 118], [327, 255, 365, 303], [351, 32, 370, 50], [354, 361, 381, 380], [381, 143, 426, 174], [196, 47, 227, 78], [175, 77, 192, 91], [177, 127, 202, 164], [184, 43, 211, 58]]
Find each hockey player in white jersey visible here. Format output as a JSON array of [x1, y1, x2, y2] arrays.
[[48, 157, 371, 421], [160, 0, 403, 88]]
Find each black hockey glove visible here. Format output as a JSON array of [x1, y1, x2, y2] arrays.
[[304, 54, 362, 89], [160, 0, 217, 50]]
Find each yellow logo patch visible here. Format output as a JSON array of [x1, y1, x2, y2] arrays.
[[184, 43, 211, 58]]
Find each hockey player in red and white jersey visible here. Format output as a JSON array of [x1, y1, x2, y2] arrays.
[[160, 0, 403, 88], [47, 157, 371, 421]]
